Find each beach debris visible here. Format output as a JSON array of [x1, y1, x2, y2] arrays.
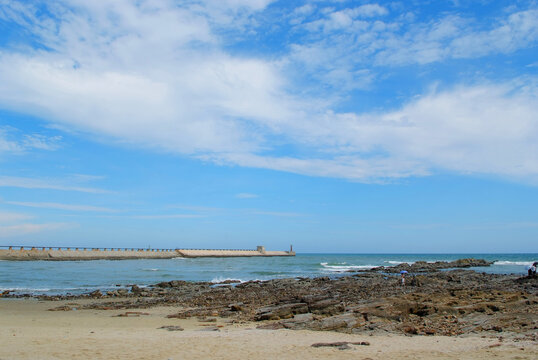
[[158, 325, 184, 331], [115, 311, 149, 317], [197, 326, 220, 331], [198, 317, 217, 322], [311, 341, 370, 350], [48, 305, 73, 311]]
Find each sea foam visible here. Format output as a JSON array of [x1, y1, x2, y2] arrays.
[[494, 261, 532, 266], [320, 262, 375, 272]]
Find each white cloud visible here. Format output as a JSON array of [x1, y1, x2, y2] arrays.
[[355, 4, 388, 18], [0, 127, 62, 153], [292, 7, 538, 78], [22, 134, 62, 150], [0, 209, 70, 238], [293, 4, 315, 16], [5, 201, 116, 212], [0, 176, 109, 193], [0, 222, 71, 237], [207, 81, 538, 181], [375, 9, 538, 65], [0, 1, 537, 183], [0, 211, 33, 223], [450, 9, 538, 59], [0, 0, 292, 153], [210, 152, 429, 180], [0, 129, 23, 153]]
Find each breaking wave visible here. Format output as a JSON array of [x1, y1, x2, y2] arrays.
[[385, 261, 411, 265], [494, 261, 532, 266], [210, 277, 245, 284], [320, 262, 375, 272]]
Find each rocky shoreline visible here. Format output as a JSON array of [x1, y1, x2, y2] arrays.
[[365, 258, 494, 273], [3, 259, 537, 340]]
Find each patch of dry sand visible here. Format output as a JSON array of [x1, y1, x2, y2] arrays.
[[1, 299, 536, 360]]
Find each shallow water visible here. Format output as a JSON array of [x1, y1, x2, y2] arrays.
[[0, 253, 536, 295]]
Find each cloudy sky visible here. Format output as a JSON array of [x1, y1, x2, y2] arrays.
[[0, 0, 537, 252]]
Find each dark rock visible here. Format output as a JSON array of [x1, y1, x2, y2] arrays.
[[219, 279, 241, 284], [256, 322, 285, 330], [169, 280, 189, 287], [281, 313, 314, 330], [317, 313, 358, 331], [89, 290, 103, 298], [424, 328, 436, 335], [229, 303, 244, 311], [156, 281, 171, 288], [403, 325, 418, 334], [20, 258, 537, 339], [375, 258, 494, 273], [309, 298, 345, 315], [198, 326, 220, 331], [255, 303, 309, 321]]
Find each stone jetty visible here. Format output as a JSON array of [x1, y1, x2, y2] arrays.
[[0, 245, 295, 261]]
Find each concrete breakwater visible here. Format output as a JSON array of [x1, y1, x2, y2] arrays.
[[0, 245, 295, 261]]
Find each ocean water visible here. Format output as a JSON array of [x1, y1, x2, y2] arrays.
[[0, 253, 536, 296]]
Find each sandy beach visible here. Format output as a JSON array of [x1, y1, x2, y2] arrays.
[[1, 298, 536, 360]]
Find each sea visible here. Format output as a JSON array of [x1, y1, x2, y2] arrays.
[[1, 253, 536, 296]]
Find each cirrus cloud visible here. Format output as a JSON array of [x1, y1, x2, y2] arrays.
[[0, 1, 536, 183]]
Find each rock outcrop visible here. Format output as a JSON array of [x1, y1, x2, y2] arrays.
[[8, 259, 537, 339]]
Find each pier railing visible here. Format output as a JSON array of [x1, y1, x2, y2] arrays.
[[0, 245, 263, 252]]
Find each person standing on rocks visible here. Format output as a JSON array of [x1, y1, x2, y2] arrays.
[[529, 262, 537, 277], [400, 270, 407, 286]]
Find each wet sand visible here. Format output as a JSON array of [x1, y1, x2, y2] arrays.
[[1, 299, 536, 360]]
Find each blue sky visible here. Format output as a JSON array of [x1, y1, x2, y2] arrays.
[[0, 0, 537, 253]]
